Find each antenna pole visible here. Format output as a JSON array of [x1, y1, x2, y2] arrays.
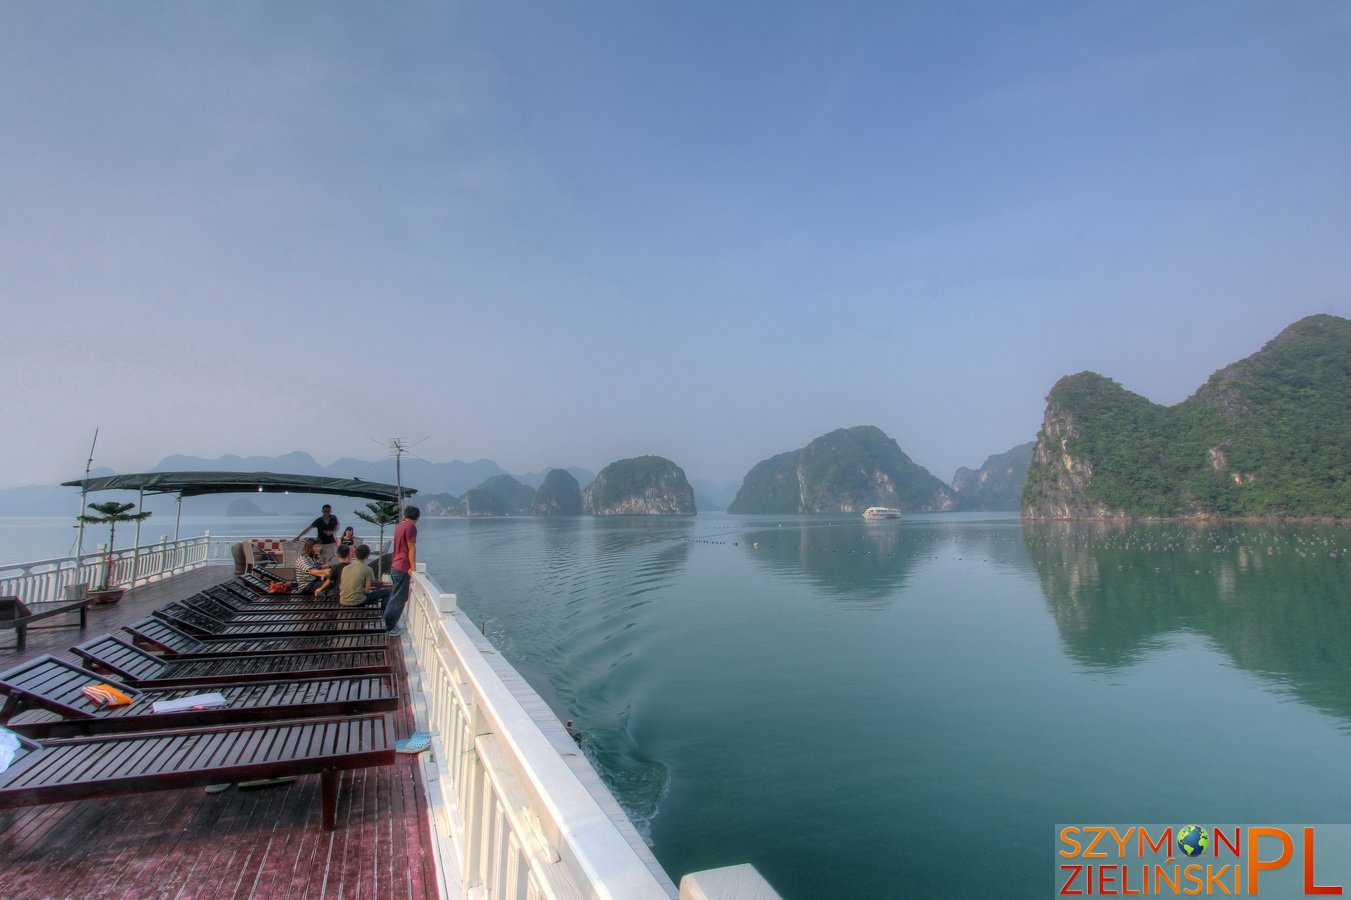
[[74, 428, 99, 589], [373, 435, 426, 514], [391, 438, 407, 513]]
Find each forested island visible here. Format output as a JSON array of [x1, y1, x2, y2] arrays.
[[1023, 314, 1351, 520], [728, 426, 959, 514]]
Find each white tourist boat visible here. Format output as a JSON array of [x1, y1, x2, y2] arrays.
[[862, 506, 902, 520]]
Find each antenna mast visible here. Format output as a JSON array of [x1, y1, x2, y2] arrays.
[[373, 435, 428, 514], [73, 428, 99, 569]]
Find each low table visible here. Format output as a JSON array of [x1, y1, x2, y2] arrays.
[[0, 595, 93, 652]]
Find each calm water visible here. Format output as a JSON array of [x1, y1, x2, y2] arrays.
[[6, 512, 1351, 897]]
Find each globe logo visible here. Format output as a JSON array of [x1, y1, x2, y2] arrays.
[[1177, 825, 1209, 858]]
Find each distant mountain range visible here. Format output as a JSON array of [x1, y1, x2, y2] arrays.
[[0, 453, 598, 518], [0, 441, 1033, 519]]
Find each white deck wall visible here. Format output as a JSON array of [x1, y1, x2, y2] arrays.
[[401, 565, 783, 900]]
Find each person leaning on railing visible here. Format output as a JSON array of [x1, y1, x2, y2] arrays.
[[383, 506, 419, 635]]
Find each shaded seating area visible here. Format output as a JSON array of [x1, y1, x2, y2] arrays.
[[0, 713, 395, 830], [0, 655, 397, 739]]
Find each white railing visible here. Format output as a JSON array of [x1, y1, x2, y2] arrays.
[[401, 566, 782, 900], [0, 535, 212, 604], [0, 533, 391, 604]]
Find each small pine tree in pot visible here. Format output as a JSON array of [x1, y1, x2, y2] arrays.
[[354, 500, 401, 579], [78, 500, 152, 602]]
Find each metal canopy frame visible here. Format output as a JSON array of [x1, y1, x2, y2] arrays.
[[63, 471, 411, 502], [62, 471, 415, 582]]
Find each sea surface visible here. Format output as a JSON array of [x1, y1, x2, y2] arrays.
[[5, 512, 1351, 897]]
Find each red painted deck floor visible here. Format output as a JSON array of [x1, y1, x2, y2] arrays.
[[0, 566, 441, 900]]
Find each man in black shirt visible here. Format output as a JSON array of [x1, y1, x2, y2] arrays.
[[295, 504, 340, 564]]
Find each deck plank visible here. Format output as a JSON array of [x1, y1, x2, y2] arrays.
[[0, 564, 442, 900]]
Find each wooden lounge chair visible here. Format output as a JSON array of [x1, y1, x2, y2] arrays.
[[71, 634, 391, 687], [222, 580, 297, 601], [0, 713, 395, 830], [155, 603, 386, 640], [0, 595, 92, 652], [197, 585, 347, 613], [0, 655, 398, 738], [180, 595, 381, 623], [201, 584, 357, 613], [238, 569, 300, 594], [124, 617, 389, 658]]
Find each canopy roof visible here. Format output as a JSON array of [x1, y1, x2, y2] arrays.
[[63, 471, 413, 502]]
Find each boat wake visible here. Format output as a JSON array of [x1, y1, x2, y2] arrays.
[[580, 717, 671, 846]]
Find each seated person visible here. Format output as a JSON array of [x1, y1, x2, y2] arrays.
[[293, 538, 331, 596], [340, 544, 391, 608], [314, 543, 352, 600]]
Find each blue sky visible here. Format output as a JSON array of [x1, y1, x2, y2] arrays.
[[2, 2, 1349, 491]]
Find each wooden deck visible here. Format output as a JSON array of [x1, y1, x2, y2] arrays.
[[0, 565, 443, 900]]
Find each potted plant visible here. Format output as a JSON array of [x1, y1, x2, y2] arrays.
[[78, 500, 152, 603], [354, 499, 401, 579]]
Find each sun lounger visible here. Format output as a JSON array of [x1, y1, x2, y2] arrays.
[[0, 713, 395, 830], [0, 655, 399, 738], [155, 603, 386, 639], [197, 585, 347, 613], [201, 584, 356, 613], [181, 595, 381, 622], [124, 617, 389, 658], [238, 569, 301, 594], [71, 634, 391, 687]]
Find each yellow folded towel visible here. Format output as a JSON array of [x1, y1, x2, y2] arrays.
[[82, 684, 134, 707]]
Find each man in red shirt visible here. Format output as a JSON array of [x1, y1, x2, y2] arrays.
[[384, 505, 419, 634]]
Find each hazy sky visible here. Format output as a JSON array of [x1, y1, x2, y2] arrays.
[[3, 2, 1349, 491]]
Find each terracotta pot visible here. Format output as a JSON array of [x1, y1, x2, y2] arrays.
[[89, 588, 126, 605]]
